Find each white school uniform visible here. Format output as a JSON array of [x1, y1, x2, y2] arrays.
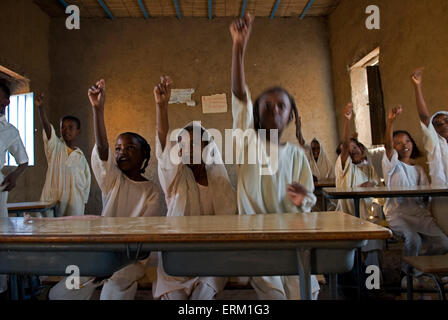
[[49, 145, 161, 300], [382, 150, 448, 271], [305, 139, 335, 181], [421, 111, 448, 235], [40, 125, 90, 216], [335, 155, 383, 254], [0, 115, 28, 293], [153, 122, 237, 300], [232, 88, 319, 300]]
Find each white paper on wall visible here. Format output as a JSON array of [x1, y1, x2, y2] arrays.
[[169, 88, 195, 106], [201, 94, 227, 114]]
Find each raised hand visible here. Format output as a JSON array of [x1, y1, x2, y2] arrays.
[[287, 182, 308, 207], [154, 75, 173, 107], [411, 67, 424, 86], [35, 93, 44, 107], [387, 105, 403, 122], [344, 102, 353, 120], [88, 79, 106, 109], [229, 13, 254, 48]]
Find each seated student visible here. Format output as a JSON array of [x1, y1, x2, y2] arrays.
[[230, 14, 319, 300], [49, 79, 161, 300], [35, 93, 91, 216], [411, 68, 448, 235], [336, 103, 383, 269], [0, 80, 28, 294], [152, 76, 236, 300], [382, 105, 448, 277], [306, 138, 335, 182]]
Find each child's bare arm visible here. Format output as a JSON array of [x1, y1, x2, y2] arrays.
[[88, 79, 108, 161], [385, 105, 402, 160], [230, 14, 254, 102], [0, 162, 27, 192], [411, 68, 431, 126], [340, 103, 353, 168], [154, 76, 173, 151], [35, 93, 52, 140]]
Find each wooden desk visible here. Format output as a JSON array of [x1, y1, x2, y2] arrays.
[[322, 186, 448, 218], [7, 201, 58, 218], [314, 179, 336, 210], [0, 212, 391, 300]]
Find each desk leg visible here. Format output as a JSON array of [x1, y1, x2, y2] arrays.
[[53, 206, 58, 218], [9, 275, 19, 300], [322, 194, 327, 211], [296, 249, 312, 300], [353, 197, 362, 300], [329, 274, 338, 300]]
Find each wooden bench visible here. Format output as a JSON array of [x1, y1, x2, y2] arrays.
[[403, 255, 448, 300]]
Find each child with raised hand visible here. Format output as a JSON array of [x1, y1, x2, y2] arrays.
[[230, 14, 319, 300], [152, 75, 236, 300], [382, 105, 448, 276], [49, 79, 161, 300], [411, 67, 448, 235], [0, 80, 28, 294], [336, 103, 383, 268], [35, 93, 91, 216]]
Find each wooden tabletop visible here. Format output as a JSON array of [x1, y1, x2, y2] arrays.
[[314, 179, 336, 188], [322, 186, 448, 198], [0, 212, 392, 243], [7, 201, 58, 211], [403, 255, 448, 273]]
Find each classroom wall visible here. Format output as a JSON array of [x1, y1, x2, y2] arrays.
[[328, 0, 448, 169], [0, 0, 51, 203], [47, 17, 338, 214]]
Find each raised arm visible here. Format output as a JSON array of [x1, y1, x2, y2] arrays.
[[88, 79, 108, 161], [340, 103, 353, 168], [35, 93, 52, 140], [154, 76, 173, 151], [385, 105, 402, 160], [411, 68, 431, 126], [230, 13, 254, 102]]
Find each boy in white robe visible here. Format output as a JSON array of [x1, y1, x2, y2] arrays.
[[411, 68, 448, 235], [336, 103, 383, 269], [35, 94, 90, 216], [382, 105, 448, 275], [152, 76, 237, 300], [0, 80, 28, 293], [230, 14, 320, 300], [49, 79, 161, 300]]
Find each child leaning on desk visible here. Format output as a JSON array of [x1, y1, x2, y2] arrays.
[[335, 103, 384, 271]]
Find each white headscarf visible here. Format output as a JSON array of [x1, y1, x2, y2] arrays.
[[307, 138, 335, 180], [157, 121, 237, 216]]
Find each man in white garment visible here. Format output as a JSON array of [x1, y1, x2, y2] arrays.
[[35, 93, 90, 217], [411, 68, 448, 235], [0, 80, 28, 294]]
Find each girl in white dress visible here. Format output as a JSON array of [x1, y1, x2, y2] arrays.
[[382, 105, 448, 274]]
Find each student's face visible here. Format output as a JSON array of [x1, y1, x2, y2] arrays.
[[432, 114, 448, 140], [178, 128, 208, 166], [258, 91, 292, 133], [393, 133, 413, 160], [115, 134, 145, 173], [0, 90, 9, 115], [60, 119, 80, 143], [349, 141, 365, 164], [311, 141, 320, 161]]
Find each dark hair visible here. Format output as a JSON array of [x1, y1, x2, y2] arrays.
[[120, 132, 151, 173], [0, 80, 11, 99], [393, 130, 421, 159], [349, 138, 368, 155], [61, 115, 81, 130], [253, 87, 300, 139], [336, 142, 343, 155]]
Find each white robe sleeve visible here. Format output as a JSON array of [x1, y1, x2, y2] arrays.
[[8, 133, 28, 165], [296, 150, 317, 212], [232, 86, 254, 131], [81, 157, 91, 204], [420, 121, 439, 156], [43, 125, 62, 160], [381, 150, 399, 186], [156, 133, 180, 194], [91, 144, 121, 195], [335, 155, 351, 187]]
